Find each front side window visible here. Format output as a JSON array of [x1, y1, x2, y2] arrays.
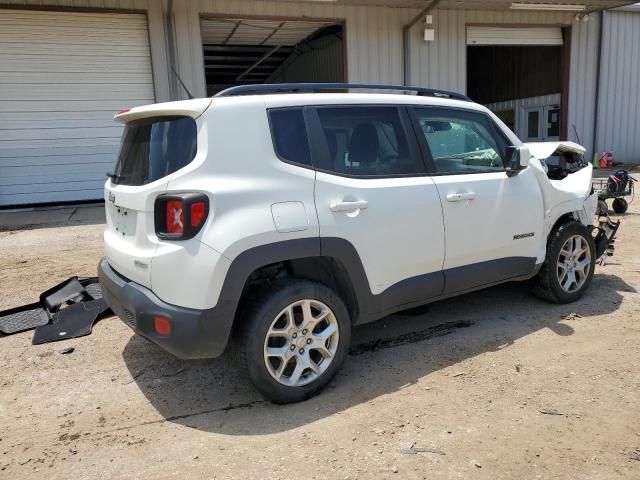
[[413, 108, 507, 174], [315, 106, 424, 177], [269, 108, 312, 167], [114, 116, 197, 186]]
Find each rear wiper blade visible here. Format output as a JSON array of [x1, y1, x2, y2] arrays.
[[106, 172, 124, 182]]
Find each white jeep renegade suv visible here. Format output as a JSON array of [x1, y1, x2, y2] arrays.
[[99, 83, 610, 404]]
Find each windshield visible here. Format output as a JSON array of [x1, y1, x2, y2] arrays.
[[112, 116, 197, 186]]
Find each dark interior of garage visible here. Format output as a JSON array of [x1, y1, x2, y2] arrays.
[[467, 44, 565, 141], [200, 17, 345, 95], [467, 45, 563, 105]]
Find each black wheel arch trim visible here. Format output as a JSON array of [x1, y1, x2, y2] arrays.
[[221, 237, 537, 328], [101, 236, 538, 360]]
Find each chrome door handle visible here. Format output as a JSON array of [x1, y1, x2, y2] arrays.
[[329, 200, 369, 212], [446, 192, 476, 202]]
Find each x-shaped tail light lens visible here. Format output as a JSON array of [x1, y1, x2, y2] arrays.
[[155, 193, 209, 240]]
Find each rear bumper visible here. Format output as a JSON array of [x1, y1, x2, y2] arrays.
[[98, 257, 232, 359]]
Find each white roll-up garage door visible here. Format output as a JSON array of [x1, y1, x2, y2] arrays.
[[0, 9, 155, 206], [467, 26, 564, 46]]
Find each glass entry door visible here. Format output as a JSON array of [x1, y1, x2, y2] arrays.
[[524, 106, 560, 142]]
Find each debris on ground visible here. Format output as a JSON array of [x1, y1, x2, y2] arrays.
[[0, 276, 111, 344], [59, 347, 74, 354], [626, 448, 640, 461], [539, 408, 566, 416], [561, 312, 583, 321], [400, 444, 446, 456]]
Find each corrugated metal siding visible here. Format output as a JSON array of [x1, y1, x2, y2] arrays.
[[406, 9, 576, 93], [267, 34, 344, 83], [567, 13, 600, 161], [171, 0, 412, 97], [170, 2, 602, 154], [597, 10, 640, 163]]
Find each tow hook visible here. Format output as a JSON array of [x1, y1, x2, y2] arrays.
[[591, 212, 621, 265]]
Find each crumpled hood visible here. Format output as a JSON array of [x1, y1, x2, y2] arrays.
[[525, 141, 586, 160]]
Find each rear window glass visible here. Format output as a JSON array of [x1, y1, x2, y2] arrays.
[[113, 116, 197, 186], [269, 108, 312, 167]]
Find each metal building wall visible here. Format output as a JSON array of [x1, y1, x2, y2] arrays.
[[170, 1, 599, 151], [567, 13, 601, 161], [170, 0, 413, 98], [597, 9, 640, 163], [2, 0, 609, 160]]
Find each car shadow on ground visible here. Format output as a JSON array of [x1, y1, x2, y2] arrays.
[[121, 272, 634, 436]]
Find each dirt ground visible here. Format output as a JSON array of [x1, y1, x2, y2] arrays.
[[1, 203, 639, 480]]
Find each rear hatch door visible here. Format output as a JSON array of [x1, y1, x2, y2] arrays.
[[104, 99, 211, 287]]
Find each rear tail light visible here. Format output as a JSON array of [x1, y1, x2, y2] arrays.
[[165, 200, 185, 234], [155, 193, 209, 240]]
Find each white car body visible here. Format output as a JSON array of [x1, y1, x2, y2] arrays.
[[99, 90, 599, 361]]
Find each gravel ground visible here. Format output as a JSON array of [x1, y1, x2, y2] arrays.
[[0, 202, 638, 480]]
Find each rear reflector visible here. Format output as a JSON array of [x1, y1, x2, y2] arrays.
[[154, 316, 171, 336], [165, 200, 184, 234], [190, 201, 206, 227]]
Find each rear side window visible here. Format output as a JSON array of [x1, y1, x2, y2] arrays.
[[315, 106, 424, 177], [269, 108, 312, 167], [113, 116, 197, 186]]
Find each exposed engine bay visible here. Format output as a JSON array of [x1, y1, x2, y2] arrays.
[[526, 141, 620, 263]]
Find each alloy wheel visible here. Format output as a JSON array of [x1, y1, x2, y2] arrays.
[[557, 234, 591, 293], [263, 299, 340, 387]]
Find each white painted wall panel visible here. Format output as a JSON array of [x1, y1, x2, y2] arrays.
[[596, 10, 640, 163], [566, 13, 600, 161], [0, 9, 155, 205]]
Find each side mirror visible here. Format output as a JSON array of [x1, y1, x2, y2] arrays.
[[505, 145, 530, 176]]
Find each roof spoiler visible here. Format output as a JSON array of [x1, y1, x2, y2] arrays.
[[214, 83, 472, 102]]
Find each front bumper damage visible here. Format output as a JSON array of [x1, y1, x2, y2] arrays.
[[593, 212, 620, 264]]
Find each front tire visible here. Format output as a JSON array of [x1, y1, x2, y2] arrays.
[[239, 279, 351, 404], [532, 221, 596, 303]]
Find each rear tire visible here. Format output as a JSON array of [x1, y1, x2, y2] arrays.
[[238, 279, 351, 404], [532, 221, 596, 304], [612, 198, 628, 214]]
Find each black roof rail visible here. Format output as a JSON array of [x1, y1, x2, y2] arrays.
[[213, 83, 472, 102]]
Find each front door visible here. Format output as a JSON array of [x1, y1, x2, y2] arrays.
[[410, 106, 544, 294], [309, 105, 446, 312]]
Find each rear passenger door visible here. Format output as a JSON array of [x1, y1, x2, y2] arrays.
[[410, 107, 543, 295], [309, 105, 445, 307]]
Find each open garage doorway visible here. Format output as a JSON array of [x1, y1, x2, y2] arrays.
[[200, 16, 345, 95], [466, 26, 569, 143]]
